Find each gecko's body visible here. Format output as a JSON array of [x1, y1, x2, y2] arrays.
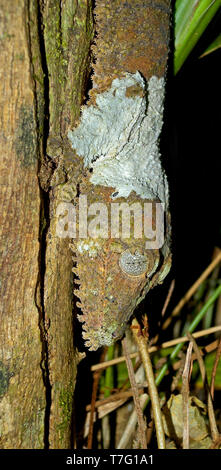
[[65, 0, 171, 350]]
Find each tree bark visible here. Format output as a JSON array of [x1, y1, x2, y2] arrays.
[[0, 0, 93, 448], [0, 0, 45, 448], [40, 0, 93, 448]]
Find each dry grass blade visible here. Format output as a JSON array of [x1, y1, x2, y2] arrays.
[[210, 336, 221, 400], [122, 337, 147, 448], [131, 318, 165, 449], [186, 332, 219, 442], [173, 339, 220, 371], [116, 394, 148, 449], [210, 436, 221, 449], [161, 279, 175, 318], [151, 279, 175, 347], [162, 249, 221, 331], [91, 325, 221, 372], [98, 399, 127, 419], [87, 348, 107, 449], [86, 386, 146, 412], [182, 341, 193, 449]]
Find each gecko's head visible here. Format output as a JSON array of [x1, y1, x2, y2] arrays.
[[68, 175, 171, 351], [72, 237, 163, 351]]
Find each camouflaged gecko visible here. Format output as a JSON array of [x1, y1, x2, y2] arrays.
[[65, 0, 171, 351]]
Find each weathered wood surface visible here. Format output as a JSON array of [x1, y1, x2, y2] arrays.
[[0, 0, 45, 448], [0, 0, 93, 448]]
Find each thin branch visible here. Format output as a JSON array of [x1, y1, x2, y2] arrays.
[[146, 418, 154, 448], [116, 394, 148, 449], [149, 284, 221, 406], [87, 348, 107, 449], [86, 386, 145, 412], [131, 318, 165, 449], [116, 285, 221, 449], [186, 332, 219, 442], [210, 436, 221, 449], [162, 249, 221, 331], [150, 279, 175, 348], [86, 338, 220, 415], [182, 341, 193, 449], [161, 279, 175, 318], [210, 336, 221, 400], [173, 339, 219, 370], [122, 337, 147, 449], [98, 398, 127, 420], [91, 325, 221, 372], [90, 340, 220, 441]]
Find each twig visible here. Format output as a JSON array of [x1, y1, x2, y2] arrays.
[[162, 249, 221, 331], [131, 318, 165, 449], [87, 348, 107, 449], [161, 279, 175, 318], [88, 337, 220, 411], [210, 436, 221, 449], [98, 398, 127, 419], [116, 394, 148, 449], [182, 341, 193, 449], [146, 419, 154, 447], [87, 340, 220, 415], [117, 286, 221, 449], [91, 325, 221, 372], [150, 279, 175, 347], [86, 386, 146, 411], [122, 337, 147, 448], [210, 336, 221, 400], [154, 284, 221, 388], [186, 332, 219, 442], [173, 339, 219, 371]]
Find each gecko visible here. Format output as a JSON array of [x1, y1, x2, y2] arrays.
[[57, 0, 172, 351]]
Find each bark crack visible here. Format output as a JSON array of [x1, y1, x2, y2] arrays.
[[26, 0, 52, 449], [35, 1, 52, 450]]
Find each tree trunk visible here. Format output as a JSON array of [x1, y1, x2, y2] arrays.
[[0, 0, 93, 448], [0, 0, 45, 448]]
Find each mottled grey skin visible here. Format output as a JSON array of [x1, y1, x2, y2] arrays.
[[68, 73, 169, 205], [66, 73, 171, 350]]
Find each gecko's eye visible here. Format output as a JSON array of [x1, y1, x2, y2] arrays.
[[119, 250, 148, 277], [119, 249, 159, 278]]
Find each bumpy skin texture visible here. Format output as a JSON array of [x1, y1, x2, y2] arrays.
[[70, 174, 171, 350], [68, 73, 168, 204], [66, 0, 171, 351]]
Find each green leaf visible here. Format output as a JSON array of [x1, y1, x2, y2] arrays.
[[103, 344, 115, 398], [174, 0, 221, 74], [200, 32, 221, 57]]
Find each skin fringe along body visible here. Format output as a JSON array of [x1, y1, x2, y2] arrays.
[[63, 0, 172, 350]]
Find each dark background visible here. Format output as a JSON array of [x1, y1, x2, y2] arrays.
[[160, 8, 221, 322]]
